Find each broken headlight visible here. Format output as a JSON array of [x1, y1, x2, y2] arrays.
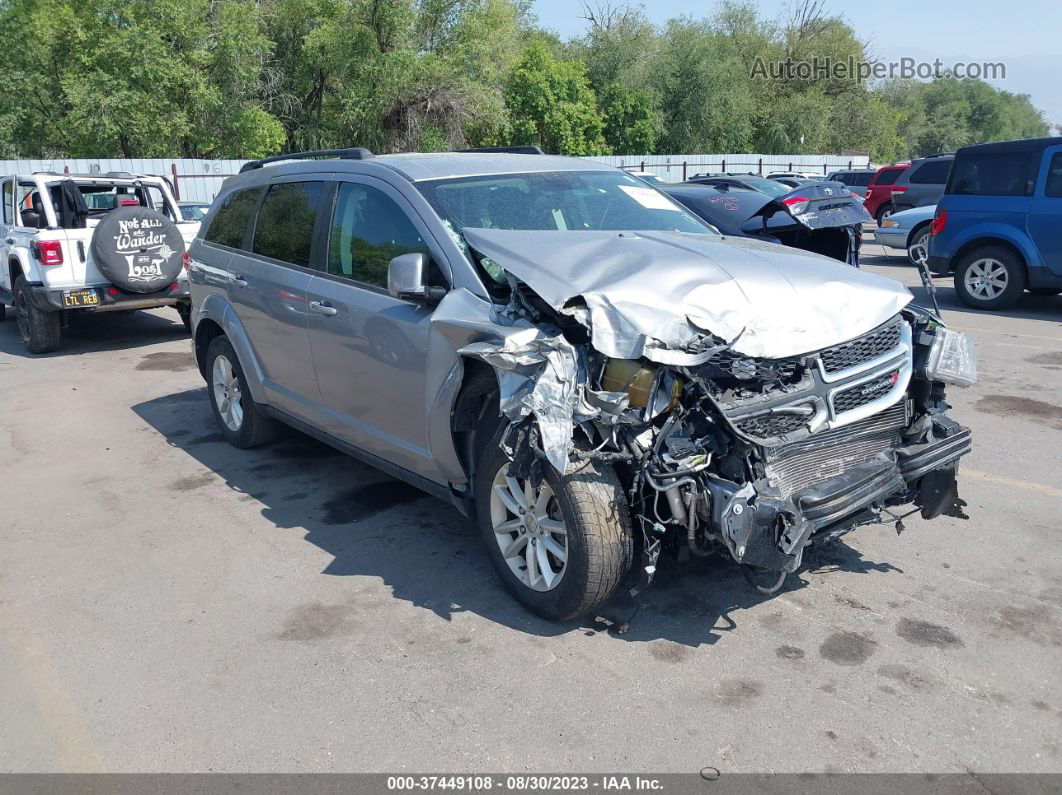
[[924, 327, 977, 388]]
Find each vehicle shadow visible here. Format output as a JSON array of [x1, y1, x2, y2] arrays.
[[861, 252, 1062, 322], [0, 307, 188, 358], [133, 387, 903, 647]]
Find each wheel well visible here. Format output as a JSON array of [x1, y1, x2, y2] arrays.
[[9, 258, 22, 289], [450, 359, 500, 483], [906, 221, 931, 249], [193, 318, 224, 379], [951, 238, 1027, 276]]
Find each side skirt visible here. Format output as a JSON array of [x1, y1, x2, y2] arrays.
[[260, 405, 471, 517]]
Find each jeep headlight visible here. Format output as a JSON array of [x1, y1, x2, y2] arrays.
[[925, 328, 977, 388]]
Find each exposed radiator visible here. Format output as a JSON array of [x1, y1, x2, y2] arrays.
[[764, 401, 909, 497]]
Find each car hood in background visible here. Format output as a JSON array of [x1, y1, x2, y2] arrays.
[[462, 228, 911, 361]]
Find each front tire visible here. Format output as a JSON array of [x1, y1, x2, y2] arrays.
[[953, 246, 1026, 310], [14, 276, 61, 354], [205, 336, 279, 448], [474, 424, 633, 621]]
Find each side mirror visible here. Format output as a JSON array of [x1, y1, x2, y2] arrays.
[[387, 253, 446, 303]]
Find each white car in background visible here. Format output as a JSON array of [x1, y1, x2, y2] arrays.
[[875, 204, 936, 267]]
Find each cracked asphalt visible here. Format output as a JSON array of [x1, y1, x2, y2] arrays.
[[1, 237, 1060, 773]]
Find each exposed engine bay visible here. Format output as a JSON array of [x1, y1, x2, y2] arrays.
[[458, 228, 976, 594]]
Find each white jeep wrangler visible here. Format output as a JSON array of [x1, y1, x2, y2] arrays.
[[0, 171, 198, 353]]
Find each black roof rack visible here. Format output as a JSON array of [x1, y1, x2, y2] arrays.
[[239, 147, 375, 173], [454, 146, 546, 155]]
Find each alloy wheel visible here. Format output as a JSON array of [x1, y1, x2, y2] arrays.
[[212, 354, 244, 431], [490, 465, 568, 592], [964, 258, 1008, 300]]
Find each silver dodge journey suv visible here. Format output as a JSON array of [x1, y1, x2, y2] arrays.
[[189, 147, 976, 621]]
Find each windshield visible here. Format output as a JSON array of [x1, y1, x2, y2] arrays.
[[740, 178, 791, 197], [416, 170, 713, 235]]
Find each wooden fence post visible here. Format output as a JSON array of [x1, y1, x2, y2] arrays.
[[171, 163, 180, 200]]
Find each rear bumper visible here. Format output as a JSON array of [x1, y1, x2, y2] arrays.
[[26, 282, 189, 313], [718, 425, 972, 573], [927, 254, 951, 276]]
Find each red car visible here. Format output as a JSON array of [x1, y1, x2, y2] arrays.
[[863, 163, 909, 224]]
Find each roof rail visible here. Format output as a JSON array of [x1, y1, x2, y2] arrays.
[[239, 147, 375, 174], [454, 146, 546, 155]]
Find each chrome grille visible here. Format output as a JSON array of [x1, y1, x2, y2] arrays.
[[820, 317, 902, 374], [833, 370, 901, 413], [764, 402, 908, 497]]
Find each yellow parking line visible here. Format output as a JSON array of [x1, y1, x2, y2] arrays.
[[0, 609, 105, 771], [964, 468, 1062, 499]]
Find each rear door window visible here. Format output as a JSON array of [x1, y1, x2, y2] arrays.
[[204, 187, 263, 250], [1043, 153, 1062, 197], [252, 182, 325, 267], [326, 182, 429, 289], [873, 168, 904, 187], [850, 172, 874, 186], [948, 152, 1033, 196], [909, 160, 952, 184]]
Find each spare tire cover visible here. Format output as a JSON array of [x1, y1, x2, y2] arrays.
[[90, 206, 186, 294]]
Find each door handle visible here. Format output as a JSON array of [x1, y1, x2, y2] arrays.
[[230, 275, 248, 288], [309, 300, 338, 316]]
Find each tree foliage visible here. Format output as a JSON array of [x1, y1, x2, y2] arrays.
[[0, 0, 1049, 159]]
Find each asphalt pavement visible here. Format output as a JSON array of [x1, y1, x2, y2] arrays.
[[0, 237, 1060, 773]]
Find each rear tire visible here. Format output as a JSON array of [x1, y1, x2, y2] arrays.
[[176, 302, 192, 332], [474, 423, 633, 621], [14, 276, 61, 354], [205, 335, 279, 448], [953, 246, 1026, 310], [875, 203, 893, 225]]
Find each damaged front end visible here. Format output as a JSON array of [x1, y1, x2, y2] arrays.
[[460, 229, 975, 596]]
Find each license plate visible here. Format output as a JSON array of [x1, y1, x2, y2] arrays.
[[62, 289, 99, 308]]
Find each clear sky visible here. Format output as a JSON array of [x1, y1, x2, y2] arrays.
[[530, 0, 1062, 127]]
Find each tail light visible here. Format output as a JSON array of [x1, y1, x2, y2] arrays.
[[32, 240, 64, 265], [782, 196, 810, 215], [929, 209, 948, 237], [892, 186, 907, 194], [182, 251, 190, 271]]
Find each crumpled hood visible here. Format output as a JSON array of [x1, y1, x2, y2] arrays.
[[463, 228, 912, 360]]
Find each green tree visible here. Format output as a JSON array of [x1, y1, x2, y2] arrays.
[[503, 39, 607, 155]]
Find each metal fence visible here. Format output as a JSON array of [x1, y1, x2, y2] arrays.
[[585, 153, 871, 181], [1, 152, 871, 204]]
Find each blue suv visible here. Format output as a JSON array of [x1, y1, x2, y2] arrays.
[[927, 137, 1062, 310]]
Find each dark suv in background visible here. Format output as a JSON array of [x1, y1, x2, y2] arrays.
[[825, 168, 876, 198], [892, 154, 953, 214]]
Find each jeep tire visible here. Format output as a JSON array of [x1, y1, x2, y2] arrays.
[[14, 276, 61, 354], [474, 422, 633, 621]]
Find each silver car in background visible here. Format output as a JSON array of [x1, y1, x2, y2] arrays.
[[188, 148, 975, 621]]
